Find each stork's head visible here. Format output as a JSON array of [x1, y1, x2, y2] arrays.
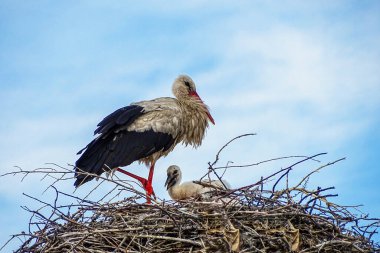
[[172, 75, 215, 125], [165, 165, 182, 190]]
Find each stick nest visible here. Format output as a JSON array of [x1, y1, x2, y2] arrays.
[[2, 134, 379, 253]]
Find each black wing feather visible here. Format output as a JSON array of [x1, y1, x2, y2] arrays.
[[74, 130, 175, 187], [74, 103, 175, 187], [94, 105, 144, 135]]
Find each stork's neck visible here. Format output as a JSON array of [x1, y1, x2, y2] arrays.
[[167, 174, 182, 199], [168, 184, 177, 199], [177, 98, 210, 147]]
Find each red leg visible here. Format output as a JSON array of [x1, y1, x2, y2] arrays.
[[116, 165, 156, 204], [146, 163, 155, 203], [116, 167, 147, 184]]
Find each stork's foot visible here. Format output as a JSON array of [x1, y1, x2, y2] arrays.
[[116, 168, 156, 204], [140, 178, 156, 204]]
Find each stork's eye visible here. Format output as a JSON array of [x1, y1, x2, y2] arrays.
[[184, 81, 191, 90], [173, 170, 178, 175]]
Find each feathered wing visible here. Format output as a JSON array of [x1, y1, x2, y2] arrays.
[[93, 105, 144, 135], [74, 98, 181, 187]]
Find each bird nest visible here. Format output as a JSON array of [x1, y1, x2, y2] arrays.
[[2, 134, 379, 253]]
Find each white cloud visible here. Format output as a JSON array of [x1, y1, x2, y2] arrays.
[[2, 1, 379, 201]]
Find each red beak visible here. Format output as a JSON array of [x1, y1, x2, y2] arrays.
[[189, 91, 215, 125]]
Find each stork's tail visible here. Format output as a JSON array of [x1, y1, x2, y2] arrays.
[[74, 136, 112, 187]]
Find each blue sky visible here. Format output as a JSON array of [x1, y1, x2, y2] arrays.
[[1, 0, 379, 250]]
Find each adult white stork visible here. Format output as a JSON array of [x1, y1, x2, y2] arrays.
[[165, 165, 230, 200], [74, 75, 215, 203]]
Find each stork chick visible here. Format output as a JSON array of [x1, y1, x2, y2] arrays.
[[165, 165, 230, 201]]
